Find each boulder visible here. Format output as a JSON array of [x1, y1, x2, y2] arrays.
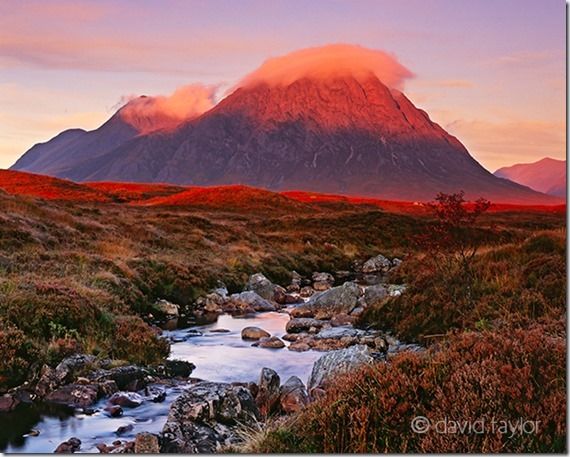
[[285, 318, 325, 333], [54, 437, 81, 453], [54, 354, 97, 385], [165, 359, 195, 378], [361, 254, 391, 274], [308, 345, 373, 391], [392, 258, 403, 267], [154, 299, 180, 317], [279, 376, 309, 414], [229, 291, 276, 312], [161, 381, 259, 453], [45, 384, 99, 408], [241, 326, 270, 340], [134, 433, 160, 454], [245, 273, 277, 301], [256, 336, 285, 349], [256, 368, 280, 417], [196, 292, 226, 314], [109, 391, 144, 408], [89, 365, 149, 391], [293, 282, 362, 320], [363, 284, 388, 306]]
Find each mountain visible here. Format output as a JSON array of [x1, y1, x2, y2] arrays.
[[11, 45, 561, 204], [494, 158, 566, 198], [11, 86, 214, 179]]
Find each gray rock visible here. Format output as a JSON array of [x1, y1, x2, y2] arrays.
[[245, 273, 278, 301], [279, 376, 309, 414], [361, 254, 392, 274], [165, 359, 195, 378], [154, 299, 180, 317], [315, 326, 364, 340], [109, 391, 144, 408], [89, 365, 149, 391], [230, 291, 276, 312], [292, 282, 362, 319], [241, 326, 271, 340], [308, 345, 373, 391], [54, 354, 97, 385], [285, 318, 325, 333], [363, 284, 388, 306], [391, 258, 403, 267], [161, 381, 259, 453], [45, 384, 99, 408]]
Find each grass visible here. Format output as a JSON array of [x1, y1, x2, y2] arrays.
[[0, 177, 565, 452]]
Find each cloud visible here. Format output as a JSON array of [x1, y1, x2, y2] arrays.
[[236, 44, 414, 89], [118, 84, 217, 133], [445, 118, 565, 170]]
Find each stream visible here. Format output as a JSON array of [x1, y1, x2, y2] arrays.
[[1, 310, 322, 453]]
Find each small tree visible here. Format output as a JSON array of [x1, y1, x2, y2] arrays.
[[417, 191, 491, 305]]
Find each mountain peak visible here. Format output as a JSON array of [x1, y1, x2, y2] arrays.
[[117, 84, 217, 134], [236, 44, 414, 90]]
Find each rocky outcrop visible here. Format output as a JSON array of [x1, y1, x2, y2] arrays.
[[161, 381, 259, 453], [285, 317, 325, 333], [244, 273, 283, 303], [229, 291, 277, 313], [361, 254, 392, 274], [291, 282, 362, 319], [308, 345, 374, 391]]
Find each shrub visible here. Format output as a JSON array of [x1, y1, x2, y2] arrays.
[[0, 320, 37, 389], [111, 316, 170, 365], [253, 326, 566, 453], [362, 231, 566, 341]]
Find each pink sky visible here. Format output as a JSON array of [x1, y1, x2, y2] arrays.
[[0, 0, 565, 171]]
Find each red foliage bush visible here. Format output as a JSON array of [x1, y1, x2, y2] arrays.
[[112, 316, 169, 365]]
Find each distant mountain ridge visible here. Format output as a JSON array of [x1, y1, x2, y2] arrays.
[[11, 46, 561, 205], [494, 157, 566, 198]]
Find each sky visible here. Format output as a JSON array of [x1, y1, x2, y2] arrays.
[[0, 0, 565, 171]]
